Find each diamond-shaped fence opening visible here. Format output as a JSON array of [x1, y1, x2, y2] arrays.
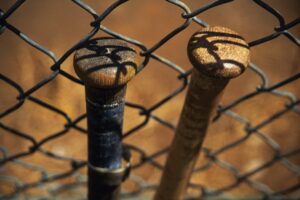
[[0, 0, 299, 200]]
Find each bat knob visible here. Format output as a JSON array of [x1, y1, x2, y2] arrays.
[[74, 38, 139, 88], [187, 26, 250, 79]]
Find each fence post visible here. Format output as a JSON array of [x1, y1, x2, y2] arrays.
[[154, 26, 250, 200], [73, 38, 138, 200]]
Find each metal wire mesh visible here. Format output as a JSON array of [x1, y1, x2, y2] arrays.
[[0, 0, 299, 199]]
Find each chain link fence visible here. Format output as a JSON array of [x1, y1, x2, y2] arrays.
[[0, 0, 299, 199]]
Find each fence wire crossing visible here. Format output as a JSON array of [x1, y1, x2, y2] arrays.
[[0, 0, 300, 199]]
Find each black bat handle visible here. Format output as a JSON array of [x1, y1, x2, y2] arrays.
[[86, 86, 125, 169], [86, 86, 125, 200], [74, 38, 138, 200]]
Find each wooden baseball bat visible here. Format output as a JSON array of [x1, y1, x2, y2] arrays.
[[154, 26, 250, 200], [73, 38, 138, 200]]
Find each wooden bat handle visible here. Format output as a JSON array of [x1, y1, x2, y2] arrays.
[[155, 26, 250, 200], [74, 38, 138, 200]]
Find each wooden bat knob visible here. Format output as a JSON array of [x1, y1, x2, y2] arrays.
[[188, 26, 250, 79], [74, 38, 138, 88]]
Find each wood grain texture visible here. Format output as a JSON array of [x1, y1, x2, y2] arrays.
[[74, 38, 139, 89], [155, 26, 250, 200], [188, 26, 250, 79]]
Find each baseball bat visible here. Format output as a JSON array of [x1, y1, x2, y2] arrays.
[[73, 38, 138, 200], [154, 26, 250, 200]]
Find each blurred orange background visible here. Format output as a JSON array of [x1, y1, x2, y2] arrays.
[[0, 0, 299, 199]]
